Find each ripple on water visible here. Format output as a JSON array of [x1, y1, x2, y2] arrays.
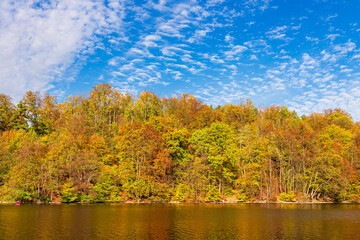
[[0, 204, 360, 239]]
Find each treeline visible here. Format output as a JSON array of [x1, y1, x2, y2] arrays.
[[0, 84, 360, 203]]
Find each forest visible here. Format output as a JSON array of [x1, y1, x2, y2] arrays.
[[0, 83, 360, 203]]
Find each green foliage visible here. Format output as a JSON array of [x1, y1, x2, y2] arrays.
[[0, 94, 15, 131], [122, 179, 152, 200], [237, 192, 249, 203], [347, 181, 360, 203], [15, 190, 35, 202], [172, 183, 187, 202], [204, 186, 221, 202], [279, 192, 296, 202], [190, 123, 238, 194], [61, 181, 80, 203]]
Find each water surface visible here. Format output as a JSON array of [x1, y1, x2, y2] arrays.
[[0, 204, 359, 239]]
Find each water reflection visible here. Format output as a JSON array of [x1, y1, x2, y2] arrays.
[[0, 204, 359, 239]]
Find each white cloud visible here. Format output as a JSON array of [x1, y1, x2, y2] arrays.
[[325, 14, 338, 22], [353, 53, 360, 59], [333, 41, 356, 54], [188, 28, 212, 43], [161, 46, 191, 56], [224, 45, 248, 60], [0, 0, 125, 101], [202, 53, 225, 64], [206, 0, 226, 8], [225, 33, 234, 43], [157, 23, 186, 38], [141, 34, 162, 47], [108, 56, 126, 66], [287, 88, 360, 121], [326, 33, 340, 41], [250, 55, 258, 60], [314, 74, 335, 83], [148, 0, 170, 12], [266, 25, 288, 40], [243, 0, 273, 12], [302, 53, 317, 66], [181, 54, 206, 68], [244, 39, 270, 53], [128, 48, 151, 57], [305, 36, 319, 43], [321, 50, 337, 62]]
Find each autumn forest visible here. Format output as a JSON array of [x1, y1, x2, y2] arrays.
[[0, 84, 360, 203]]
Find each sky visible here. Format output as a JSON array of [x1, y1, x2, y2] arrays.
[[1, 0, 360, 120]]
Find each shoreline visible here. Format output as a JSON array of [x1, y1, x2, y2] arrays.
[[0, 201, 357, 205]]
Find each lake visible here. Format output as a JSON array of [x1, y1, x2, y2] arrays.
[[0, 204, 359, 239]]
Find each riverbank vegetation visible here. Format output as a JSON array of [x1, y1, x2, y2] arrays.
[[1, 84, 360, 203]]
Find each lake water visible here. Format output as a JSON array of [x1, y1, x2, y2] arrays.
[[0, 204, 359, 239]]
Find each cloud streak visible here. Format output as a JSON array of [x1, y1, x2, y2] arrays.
[[0, 0, 125, 100]]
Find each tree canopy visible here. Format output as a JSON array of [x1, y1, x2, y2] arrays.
[[0, 84, 360, 203]]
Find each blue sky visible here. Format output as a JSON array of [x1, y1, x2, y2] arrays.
[[1, 0, 360, 120]]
